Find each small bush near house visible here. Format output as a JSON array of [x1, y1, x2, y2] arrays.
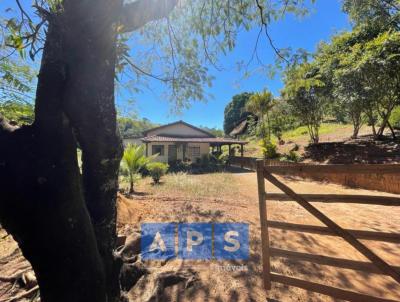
[[168, 160, 192, 173], [147, 162, 169, 184]]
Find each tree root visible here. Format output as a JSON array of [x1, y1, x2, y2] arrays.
[[126, 270, 198, 302], [0, 268, 31, 282], [0, 285, 39, 302]]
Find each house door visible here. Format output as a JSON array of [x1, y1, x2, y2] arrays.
[[168, 145, 177, 163]]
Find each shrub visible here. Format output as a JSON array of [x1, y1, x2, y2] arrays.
[[147, 162, 169, 184], [260, 141, 279, 159], [389, 106, 400, 129], [282, 150, 300, 162]]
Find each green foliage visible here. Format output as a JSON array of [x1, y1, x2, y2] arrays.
[[270, 100, 298, 140], [223, 92, 253, 135], [122, 144, 156, 192], [389, 106, 400, 129], [212, 153, 229, 166], [246, 90, 275, 155], [199, 126, 224, 137], [342, 0, 400, 30], [147, 162, 169, 184], [118, 116, 158, 138], [260, 141, 279, 159], [1, 0, 313, 114], [115, 1, 312, 110], [0, 101, 34, 125], [282, 123, 349, 141], [282, 62, 327, 144], [0, 55, 36, 124], [315, 27, 400, 138], [282, 150, 300, 162]]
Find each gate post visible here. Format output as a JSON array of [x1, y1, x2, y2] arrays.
[[256, 159, 272, 290]]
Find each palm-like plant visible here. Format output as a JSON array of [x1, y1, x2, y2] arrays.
[[122, 144, 155, 193], [246, 90, 275, 141]]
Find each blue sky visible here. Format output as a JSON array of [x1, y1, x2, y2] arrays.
[[1, 0, 351, 129], [119, 0, 351, 129]]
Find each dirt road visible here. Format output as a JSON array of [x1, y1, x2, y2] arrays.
[[118, 171, 400, 301], [1, 171, 399, 301]]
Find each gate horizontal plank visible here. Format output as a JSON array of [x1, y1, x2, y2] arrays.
[[267, 221, 400, 243], [270, 273, 399, 302], [265, 164, 400, 174], [270, 248, 400, 275], [265, 193, 400, 206]]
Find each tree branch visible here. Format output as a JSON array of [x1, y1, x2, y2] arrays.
[[255, 0, 289, 64], [119, 0, 178, 33]]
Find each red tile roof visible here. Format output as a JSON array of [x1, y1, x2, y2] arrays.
[[141, 135, 248, 144]]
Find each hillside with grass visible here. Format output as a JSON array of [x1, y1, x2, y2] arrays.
[[243, 122, 400, 164]]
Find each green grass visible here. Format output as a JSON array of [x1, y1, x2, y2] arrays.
[[244, 123, 352, 157], [133, 172, 239, 199], [282, 123, 349, 141]]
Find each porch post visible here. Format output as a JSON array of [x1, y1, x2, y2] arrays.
[[241, 144, 244, 168], [145, 142, 149, 157]]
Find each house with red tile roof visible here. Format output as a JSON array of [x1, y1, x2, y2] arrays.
[[125, 120, 247, 163]]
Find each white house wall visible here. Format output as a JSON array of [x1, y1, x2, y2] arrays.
[[146, 142, 210, 163]]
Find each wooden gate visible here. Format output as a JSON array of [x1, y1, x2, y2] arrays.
[[253, 159, 400, 302]]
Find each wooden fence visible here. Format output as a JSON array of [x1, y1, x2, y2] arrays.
[[230, 157, 400, 301], [229, 156, 400, 194]]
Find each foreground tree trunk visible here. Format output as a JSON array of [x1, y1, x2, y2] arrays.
[[0, 1, 178, 301], [0, 18, 107, 301]]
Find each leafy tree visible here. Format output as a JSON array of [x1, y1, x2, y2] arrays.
[[200, 125, 224, 137], [342, 0, 400, 29], [362, 30, 400, 138], [223, 92, 253, 135], [270, 99, 298, 141], [118, 116, 158, 138], [315, 30, 368, 138], [282, 62, 327, 144], [322, 29, 400, 139], [0, 1, 312, 301]]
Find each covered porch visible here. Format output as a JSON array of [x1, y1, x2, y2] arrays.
[[141, 135, 248, 164]]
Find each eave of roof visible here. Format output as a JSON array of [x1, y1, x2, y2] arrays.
[[141, 135, 248, 144]]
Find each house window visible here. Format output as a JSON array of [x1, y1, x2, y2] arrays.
[[188, 146, 201, 157], [152, 145, 164, 156]]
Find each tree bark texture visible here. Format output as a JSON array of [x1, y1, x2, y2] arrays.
[[0, 1, 178, 301]]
